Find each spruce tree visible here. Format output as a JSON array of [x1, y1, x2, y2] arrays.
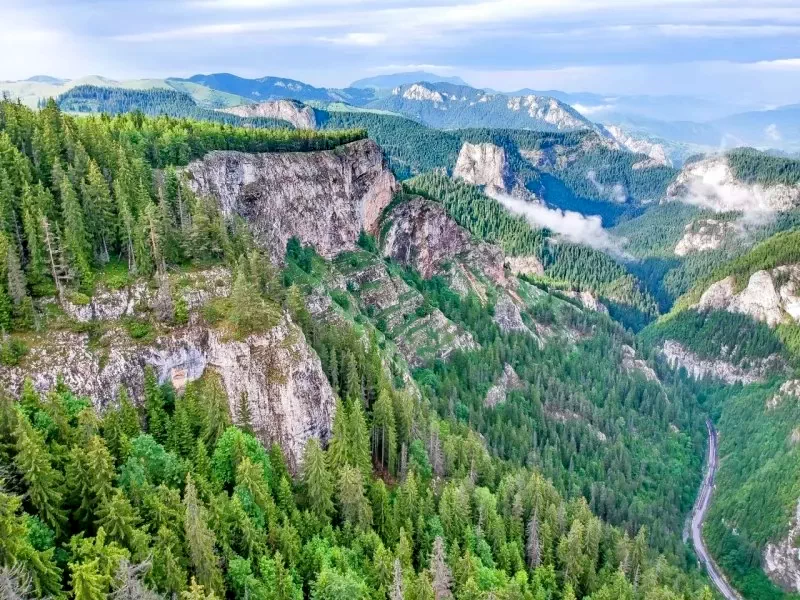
[[59, 172, 93, 289], [347, 400, 372, 479], [183, 475, 223, 596], [326, 398, 349, 475], [301, 438, 334, 520]]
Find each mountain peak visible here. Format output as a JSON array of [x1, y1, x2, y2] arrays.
[[350, 71, 469, 89]]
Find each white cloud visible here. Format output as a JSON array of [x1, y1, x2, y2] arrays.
[[765, 124, 782, 142], [746, 58, 800, 71], [317, 32, 387, 46], [572, 102, 616, 116], [113, 17, 349, 41], [586, 170, 628, 203], [491, 193, 627, 256]]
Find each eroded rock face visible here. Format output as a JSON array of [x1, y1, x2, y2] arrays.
[[768, 379, 800, 410], [0, 316, 335, 468], [563, 290, 608, 314], [764, 499, 800, 592], [667, 155, 800, 213], [604, 125, 670, 167], [485, 363, 524, 408], [184, 139, 398, 262], [493, 294, 534, 337], [695, 265, 800, 327], [661, 340, 778, 385], [221, 100, 317, 129], [454, 142, 514, 196], [505, 255, 544, 277], [506, 95, 589, 130], [382, 196, 506, 284], [674, 219, 737, 256], [621, 345, 658, 382], [61, 268, 231, 322]]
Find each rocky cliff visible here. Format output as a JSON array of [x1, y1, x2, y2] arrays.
[[604, 125, 670, 167], [667, 155, 800, 213], [661, 340, 778, 385], [221, 100, 317, 129], [674, 219, 737, 256], [0, 313, 335, 468], [764, 499, 800, 593], [184, 139, 398, 262], [381, 196, 506, 284], [695, 265, 800, 327], [453, 142, 515, 197]]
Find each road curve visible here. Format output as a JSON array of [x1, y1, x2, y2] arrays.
[[691, 420, 742, 600]]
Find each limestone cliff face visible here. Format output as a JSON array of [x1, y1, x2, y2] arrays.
[[667, 155, 800, 213], [184, 139, 398, 262], [454, 142, 514, 196], [604, 125, 670, 167], [695, 265, 800, 327], [505, 256, 544, 277], [0, 315, 335, 468], [484, 363, 524, 408], [660, 340, 779, 385], [221, 100, 317, 130], [381, 196, 506, 284], [764, 499, 800, 593], [674, 219, 737, 256]]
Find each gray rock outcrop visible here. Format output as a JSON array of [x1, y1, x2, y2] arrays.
[[454, 142, 515, 196], [381, 196, 506, 284], [184, 139, 398, 262], [221, 99, 317, 129], [674, 219, 737, 256], [764, 499, 800, 592], [0, 315, 335, 468], [485, 363, 524, 408], [661, 340, 779, 385], [695, 265, 800, 327]]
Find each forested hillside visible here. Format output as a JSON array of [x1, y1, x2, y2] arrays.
[[58, 85, 293, 129], [0, 98, 717, 600], [404, 174, 658, 329]]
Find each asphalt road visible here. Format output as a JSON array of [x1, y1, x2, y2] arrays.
[[691, 420, 742, 600]]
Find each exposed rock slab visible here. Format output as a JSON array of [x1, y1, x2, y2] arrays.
[[621, 345, 658, 382], [768, 379, 800, 410], [454, 142, 515, 197], [184, 139, 398, 262], [0, 317, 334, 468], [764, 499, 800, 593], [381, 196, 506, 284], [695, 265, 800, 327], [604, 125, 670, 167], [674, 219, 737, 256], [221, 99, 317, 129], [661, 340, 777, 385], [563, 290, 608, 314], [667, 155, 800, 213], [505, 255, 544, 277], [485, 363, 524, 408], [493, 294, 535, 337]]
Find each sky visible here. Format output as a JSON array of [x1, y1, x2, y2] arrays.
[[2, 0, 800, 105]]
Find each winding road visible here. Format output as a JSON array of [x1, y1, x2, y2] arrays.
[[691, 420, 742, 600]]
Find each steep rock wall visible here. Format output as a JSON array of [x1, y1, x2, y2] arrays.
[[221, 100, 317, 129], [0, 316, 335, 468], [184, 139, 398, 262]]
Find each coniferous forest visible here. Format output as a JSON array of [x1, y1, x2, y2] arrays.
[[0, 98, 722, 600]]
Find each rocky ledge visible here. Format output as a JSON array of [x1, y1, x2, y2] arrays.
[[0, 315, 335, 468], [661, 340, 779, 385], [221, 99, 317, 130], [674, 219, 737, 256], [695, 265, 800, 327], [184, 139, 398, 262]]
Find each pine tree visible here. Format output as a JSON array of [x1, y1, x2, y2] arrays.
[[429, 536, 452, 600], [183, 475, 223, 596], [337, 464, 372, 530], [143, 367, 168, 445], [371, 389, 397, 472], [70, 559, 107, 600], [59, 172, 93, 289], [327, 398, 349, 475], [13, 418, 66, 533], [347, 400, 372, 479], [97, 489, 141, 550], [228, 263, 280, 337], [301, 438, 334, 520], [527, 510, 541, 570], [181, 577, 219, 600], [81, 159, 114, 263]]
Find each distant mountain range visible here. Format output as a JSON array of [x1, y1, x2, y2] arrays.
[[2, 71, 797, 152], [349, 71, 469, 89]]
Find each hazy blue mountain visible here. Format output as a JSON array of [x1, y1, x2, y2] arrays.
[[365, 81, 595, 131], [711, 104, 800, 150], [350, 71, 469, 89], [24, 75, 67, 84], [173, 73, 376, 105]]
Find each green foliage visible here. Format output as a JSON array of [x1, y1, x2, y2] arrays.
[[727, 147, 800, 186]]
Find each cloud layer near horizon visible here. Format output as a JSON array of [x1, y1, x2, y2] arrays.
[[2, 0, 799, 104]]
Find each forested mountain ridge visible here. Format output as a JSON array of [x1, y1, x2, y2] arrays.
[[0, 97, 721, 599]]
